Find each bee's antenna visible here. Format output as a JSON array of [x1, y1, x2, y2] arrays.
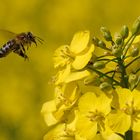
[[36, 36, 44, 41], [35, 36, 44, 44]]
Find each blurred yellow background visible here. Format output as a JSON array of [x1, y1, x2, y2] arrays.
[[0, 0, 140, 139]]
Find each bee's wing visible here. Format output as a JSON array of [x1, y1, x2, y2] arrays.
[[0, 29, 17, 47], [0, 29, 17, 40]]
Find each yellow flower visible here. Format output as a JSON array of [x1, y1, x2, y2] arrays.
[[75, 91, 112, 139], [54, 30, 94, 70], [108, 87, 140, 134], [43, 110, 80, 140], [53, 31, 94, 85], [41, 82, 81, 126]]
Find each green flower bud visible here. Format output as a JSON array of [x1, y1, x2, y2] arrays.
[[112, 45, 122, 57], [131, 16, 140, 35], [92, 54, 97, 62], [129, 44, 139, 57], [84, 74, 100, 86], [100, 26, 112, 41], [120, 25, 129, 39], [114, 34, 123, 46], [99, 82, 112, 91], [93, 61, 105, 69], [104, 51, 112, 56], [98, 40, 106, 49], [128, 73, 139, 90], [92, 37, 99, 46]]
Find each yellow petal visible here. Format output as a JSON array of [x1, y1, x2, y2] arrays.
[[72, 44, 95, 70], [70, 31, 90, 54], [62, 82, 81, 105], [55, 65, 71, 85], [115, 87, 132, 109], [78, 91, 111, 115], [43, 112, 58, 126], [75, 135, 87, 140], [65, 70, 90, 83], [92, 133, 123, 140], [67, 109, 78, 133], [55, 83, 80, 105], [133, 89, 140, 108], [132, 118, 140, 132], [44, 124, 66, 140], [105, 133, 124, 140], [76, 112, 97, 139], [41, 100, 58, 126], [53, 45, 70, 68], [41, 100, 56, 114], [107, 110, 131, 134]]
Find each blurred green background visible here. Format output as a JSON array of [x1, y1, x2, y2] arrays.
[[0, 0, 140, 140]]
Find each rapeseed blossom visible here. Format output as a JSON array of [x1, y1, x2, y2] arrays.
[[42, 17, 140, 140], [108, 87, 140, 134], [53, 31, 94, 85]]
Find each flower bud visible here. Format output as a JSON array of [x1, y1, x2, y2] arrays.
[[129, 44, 139, 57], [114, 33, 123, 46], [128, 73, 139, 90], [98, 40, 106, 49], [92, 54, 97, 62], [104, 51, 112, 56], [93, 61, 105, 69], [84, 74, 100, 86], [99, 82, 112, 91], [120, 25, 129, 39], [100, 26, 112, 41], [114, 34, 123, 46], [131, 16, 140, 35], [92, 37, 99, 46], [112, 45, 122, 57]]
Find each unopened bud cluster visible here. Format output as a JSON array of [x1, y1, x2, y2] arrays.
[[90, 16, 140, 90]]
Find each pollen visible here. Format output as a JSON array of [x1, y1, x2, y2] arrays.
[[122, 101, 140, 122], [86, 110, 105, 131], [58, 94, 72, 106], [61, 46, 74, 61]]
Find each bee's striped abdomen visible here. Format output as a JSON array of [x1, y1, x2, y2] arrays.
[[0, 40, 15, 57]]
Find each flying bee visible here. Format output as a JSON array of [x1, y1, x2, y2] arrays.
[[0, 30, 43, 59]]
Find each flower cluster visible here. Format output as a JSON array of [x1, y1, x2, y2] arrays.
[[42, 17, 140, 140]]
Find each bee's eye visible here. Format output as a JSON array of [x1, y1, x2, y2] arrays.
[[27, 32, 32, 36]]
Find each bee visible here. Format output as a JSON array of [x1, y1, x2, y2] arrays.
[[0, 30, 43, 59]]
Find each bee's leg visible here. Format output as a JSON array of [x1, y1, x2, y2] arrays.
[[20, 43, 26, 52], [19, 44, 29, 60], [27, 43, 31, 50], [13, 49, 29, 60]]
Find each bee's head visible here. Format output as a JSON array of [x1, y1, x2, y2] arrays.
[[27, 32, 37, 45]]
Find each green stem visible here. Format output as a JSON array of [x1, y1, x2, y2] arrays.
[[123, 34, 134, 51], [135, 67, 140, 74], [125, 130, 133, 140], [118, 58, 128, 88], [88, 66, 121, 85], [123, 35, 136, 59], [125, 56, 140, 68]]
